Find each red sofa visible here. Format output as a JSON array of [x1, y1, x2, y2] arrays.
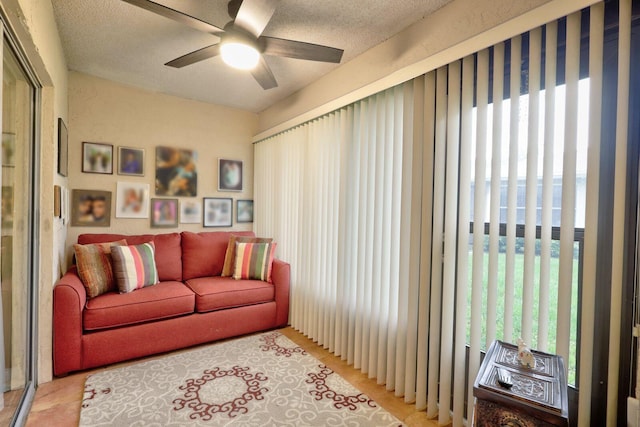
[[53, 231, 290, 376]]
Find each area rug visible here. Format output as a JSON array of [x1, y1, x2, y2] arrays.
[[80, 331, 403, 426]]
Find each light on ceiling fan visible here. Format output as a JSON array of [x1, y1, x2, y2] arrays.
[[220, 42, 260, 70]]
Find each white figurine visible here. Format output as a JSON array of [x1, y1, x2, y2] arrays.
[[517, 338, 536, 369]]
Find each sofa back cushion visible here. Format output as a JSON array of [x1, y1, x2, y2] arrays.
[[78, 233, 182, 281], [181, 231, 254, 280]]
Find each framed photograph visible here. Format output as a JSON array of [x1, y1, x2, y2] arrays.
[[118, 146, 144, 176], [155, 146, 197, 196], [58, 118, 68, 177], [151, 198, 178, 228], [115, 181, 150, 218], [203, 197, 232, 227], [71, 189, 111, 227], [82, 142, 113, 174], [2, 186, 13, 229], [54, 185, 61, 217], [236, 199, 253, 223], [180, 199, 201, 224], [218, 158, 243, 192], [2, 133, 15, 167]]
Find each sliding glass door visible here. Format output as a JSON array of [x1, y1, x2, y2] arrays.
[[0, 29, 37, 426]]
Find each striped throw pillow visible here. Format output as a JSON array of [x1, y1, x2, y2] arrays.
[[111, 242, 160, 293], [222, 235, 273, 277], [233, 242, 277, 282], [74, 239, 127, 298]]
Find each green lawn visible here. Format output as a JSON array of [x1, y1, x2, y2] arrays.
[[465, 238, 579, 386]]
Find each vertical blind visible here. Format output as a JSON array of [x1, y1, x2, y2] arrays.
[[254, 1, 632, 425]]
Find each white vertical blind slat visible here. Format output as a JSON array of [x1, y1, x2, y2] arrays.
[[427, 66, 448, 418], [538, 20, 558, 353], [416, 72, 436, 411], [607, 0, 631, 423], [439, 59, 461, 425], [404, 78, 424, 402], [453, 55, 474, 426], [522, 26, 542, 345], [395, 84, 414, 397], [386, 85, 404, 391], [578, 3, 603, 424], [468, 48, 489, 422], [505, 35, 519, 343], [557, 10, 581, 370]]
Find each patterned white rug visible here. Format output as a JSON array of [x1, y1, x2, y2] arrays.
[[80, 331, 403, 426]]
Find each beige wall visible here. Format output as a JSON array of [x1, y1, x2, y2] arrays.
[[67, 71, 257, 260], [255, 0, 599, 139], [3, 0, 68, 383]]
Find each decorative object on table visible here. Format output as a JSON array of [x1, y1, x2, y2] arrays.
[[2, 133, 15, 167], [61, 187, 69, 225], [517, 338, 536, 369], [117, 146, 144, 176], [54, 185, 61, 217], [71, 189, 112, 227], [236, 199, 253, 223], [79, 332, 399, 427], [57, 118, 68, 177], [115, 182, 149, 219], [151, 198, 178, 228], [82, 142, 113, 174], [155, 146, 197, 197], [179, 199, 201, 224], [473, 340, 568, 427], [203, 197, 232, 227], [218, 158, 243, 192]]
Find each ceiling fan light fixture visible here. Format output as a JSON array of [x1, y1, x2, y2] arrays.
[[221, 41, 260, 70]]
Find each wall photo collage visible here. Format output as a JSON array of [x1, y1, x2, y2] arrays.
[[71, 143, 252, 228]]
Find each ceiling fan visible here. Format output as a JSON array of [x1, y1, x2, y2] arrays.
[[122, 0, 344, 90]]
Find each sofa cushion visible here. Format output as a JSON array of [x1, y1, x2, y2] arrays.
[[181, 231, 254, 280], [74, 240, 127, 298], [233, 242, 277, 282], [83, 281, 194, 331], [185, 276, 274, 313], [221, 235, 273, 277], [78, 232, 182, 282], [112, 242, 160, 293]]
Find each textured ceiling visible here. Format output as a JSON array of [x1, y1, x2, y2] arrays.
[[52, 0, 450, 113]]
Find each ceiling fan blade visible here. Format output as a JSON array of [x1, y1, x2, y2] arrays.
[[165, 44, 220, 68], [122, 0, 223, 34], [234, 0, 279, 37], [261, 37, 343, 63], [251, 56, 278, 90]]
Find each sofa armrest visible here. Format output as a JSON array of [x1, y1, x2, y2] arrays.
[[272, 259, 290, 327], [53, 267, 86, 376]]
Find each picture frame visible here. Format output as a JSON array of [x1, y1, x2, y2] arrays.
[[82, 142, 113, 174], [2, 133, 15, 167], [236, 199, 253, 223], [151, 198, 178, 228], [2, 186, 13, 229], [71, 189, 111, 227], [179, 199, 201, 224], [118, 146, 144, 176], [58, 118, 68, 177], [155, 146, 197, 197], [115, 181, 150, 218], [54, 185, 61, 217], [218, 158, 243, 192], [203, 197, 232, 227]]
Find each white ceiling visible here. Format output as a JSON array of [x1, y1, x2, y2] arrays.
[[52, 0, 450, 113]]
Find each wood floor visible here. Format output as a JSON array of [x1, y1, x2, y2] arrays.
[[26, 327, 442, 426]]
